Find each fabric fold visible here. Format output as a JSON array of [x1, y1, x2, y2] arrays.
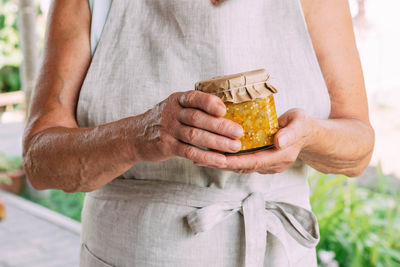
[[186, 192, 320, 267]]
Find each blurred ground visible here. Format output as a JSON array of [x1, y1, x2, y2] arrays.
[[0, 190, 81, 267]]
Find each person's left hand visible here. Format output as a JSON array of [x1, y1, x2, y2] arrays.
[[220, 108, 313, 174]]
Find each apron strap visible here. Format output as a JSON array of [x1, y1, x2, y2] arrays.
[[186, 192, 320, 267], [242, 192, 268, 266]]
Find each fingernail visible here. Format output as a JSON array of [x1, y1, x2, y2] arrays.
[[278, 135, 288, 149], [231, 126, 244, 138], [217, 104, 226, 116], [230, 141, 242, 151]]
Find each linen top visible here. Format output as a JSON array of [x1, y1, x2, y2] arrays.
[[78, 1, 331, 266], [79, 0, 331, 196]]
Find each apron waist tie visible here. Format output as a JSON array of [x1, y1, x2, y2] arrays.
[[186, 192, 320, 267], [89, 180, 319, 266]]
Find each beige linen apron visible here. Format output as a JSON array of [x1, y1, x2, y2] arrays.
[[77, 0, 331, 266]]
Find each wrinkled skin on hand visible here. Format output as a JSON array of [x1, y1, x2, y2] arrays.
[[133, 90, 244, 168], [220, 108, 313, 174]]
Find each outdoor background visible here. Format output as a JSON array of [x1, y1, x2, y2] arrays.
[[0, 0, 399, 266]]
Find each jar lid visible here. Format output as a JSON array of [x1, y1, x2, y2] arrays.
[[195, 69, 277, 103]]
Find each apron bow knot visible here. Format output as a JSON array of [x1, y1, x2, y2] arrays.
[[186, 192, 320, 267]]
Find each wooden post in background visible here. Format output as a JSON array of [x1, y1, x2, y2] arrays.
[[18, 0, 38, 118]]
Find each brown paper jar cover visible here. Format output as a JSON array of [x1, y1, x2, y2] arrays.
[[195, 69, 279, 154]]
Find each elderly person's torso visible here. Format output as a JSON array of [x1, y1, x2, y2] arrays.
[[23, 0, 374, 266]]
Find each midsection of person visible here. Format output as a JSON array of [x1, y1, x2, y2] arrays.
[[22, 0, 374, 266], [77, 0, 329, 196], [79, 4, 329, 251], [23, 0, 373, 196]]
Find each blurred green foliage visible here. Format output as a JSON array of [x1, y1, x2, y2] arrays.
[[0, 151, 22, 172], [0, 152, 22, 184], [0, 65, 20, 93], [0, 0, 22, 93], [310, 168, 400, 267], [29, 190, 85, 222]]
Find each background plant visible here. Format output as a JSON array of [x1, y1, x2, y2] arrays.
[[0, 151, 22, 171], [0, 152, 22, 184], [23, 189, 85, 222], [310, 168, 400, 267], [0, 0, 22, 93]]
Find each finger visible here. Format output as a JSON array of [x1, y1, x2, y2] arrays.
[[225, 148, 289, 171], [274, 128, 298, 150], [178, 108, 243, 139], [275, 109, 307, 149], [225, 150, 272, 170], [178, 91, 226, 117], [175, 124, 241, 153], [174, 142, 227, 168], [278, 109, 299, 128]]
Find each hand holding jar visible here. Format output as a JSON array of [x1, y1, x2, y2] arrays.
[[132, 90, 243, 168], [195, 69, 312, 174], [222, 108, 313, 174]]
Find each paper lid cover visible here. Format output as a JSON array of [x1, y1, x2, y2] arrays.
[[195, 69, 277, 103]]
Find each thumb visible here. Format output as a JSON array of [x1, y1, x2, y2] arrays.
[[277, 111, 293, 129], [274, 109, 305, 149]]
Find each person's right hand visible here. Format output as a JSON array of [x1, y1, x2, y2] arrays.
[[131, 91, 244, 168]]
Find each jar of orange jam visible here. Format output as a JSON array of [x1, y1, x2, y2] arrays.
[[195, 69, 279, 154]]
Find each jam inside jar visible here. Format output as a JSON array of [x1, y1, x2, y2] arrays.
[[223, 95, 279, 154], [195, 69, 279, 155]]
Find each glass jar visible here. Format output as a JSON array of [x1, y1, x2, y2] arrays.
[[195, 69, 279, 155], [223, 95, 278, 153]]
